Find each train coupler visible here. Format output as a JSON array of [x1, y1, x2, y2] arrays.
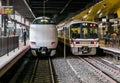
[[39, 47, 48, 55]]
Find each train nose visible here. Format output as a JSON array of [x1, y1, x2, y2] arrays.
[[30, 41, 36, 45], [81, 46, 90, 54], [39, 47, 48, 55]]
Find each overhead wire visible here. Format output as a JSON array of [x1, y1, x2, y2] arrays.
[[43, 0, 48, 16]]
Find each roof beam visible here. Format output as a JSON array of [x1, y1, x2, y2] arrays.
[[23, 0, 36, 18], [60, 0, 72, 14]]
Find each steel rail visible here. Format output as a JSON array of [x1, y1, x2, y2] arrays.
[[78, 56, 117, 83], [49, 58, 55, 83], [29, 58, 39, 83]]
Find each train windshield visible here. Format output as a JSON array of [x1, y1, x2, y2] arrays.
[[70, 22, 98, 39], [32, 19, 56, 24]]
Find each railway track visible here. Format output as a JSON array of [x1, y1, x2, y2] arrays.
[[79, 56, 120, 83], [3, 52, 58, 83], [29, 57, 56, 83]]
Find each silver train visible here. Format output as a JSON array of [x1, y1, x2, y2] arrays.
[[57, 20, 99, 55], [29, 16, 58, 56]]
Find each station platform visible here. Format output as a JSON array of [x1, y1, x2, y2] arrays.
[[99, 39, 120, 59], [0, 39, 120, 77], [0, 40, 30, 77], [100, 46, 120, 58]]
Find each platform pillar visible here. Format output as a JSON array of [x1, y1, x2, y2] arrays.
[[117, 8, 120, 18], [0, 0, 2, 36]]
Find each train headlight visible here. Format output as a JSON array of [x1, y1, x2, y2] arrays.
[[73, 41, 76, 46], [93, 41, 97, 44], [51, 41, 57, 46], [91, 41, 97, 44], [31, 42, 36, 45]]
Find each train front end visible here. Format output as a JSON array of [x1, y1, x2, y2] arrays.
[[29, 17, 58, 57], [69, 21, 99, 55]]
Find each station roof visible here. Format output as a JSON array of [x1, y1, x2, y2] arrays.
[[72, 0, 120, 21], [3, 0, 120, 24], [26, 0, 98, 23], [3, 0, 98, 23]]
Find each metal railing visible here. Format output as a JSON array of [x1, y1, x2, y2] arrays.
[[0, 36, 19, 56], [100, 37, 120, 48], [109, 37, 120, 48]]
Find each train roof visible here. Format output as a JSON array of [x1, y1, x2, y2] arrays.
[[64, 20, 97, 27], [32, 16, 56, 24], [35, 16, 51, 20], [69, 20, 97, 25], [57, 20, 98, 28]]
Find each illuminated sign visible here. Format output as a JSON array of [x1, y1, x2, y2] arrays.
[[0, 6, 13, 14]]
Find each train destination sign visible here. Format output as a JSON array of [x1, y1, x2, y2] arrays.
[[0, 6, 13, 14]]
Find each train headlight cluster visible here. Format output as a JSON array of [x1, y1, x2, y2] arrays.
[[73, 41, 76, 46], [82, 23, 88, 26], [90, 23, 96, 27], [81, 46, 90, 54], [31, 41, 36, 45], [91, 41, 97, 44], [51, 41, 57, 46]]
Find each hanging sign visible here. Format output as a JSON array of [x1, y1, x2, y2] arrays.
[[0, 6, 13, 14]]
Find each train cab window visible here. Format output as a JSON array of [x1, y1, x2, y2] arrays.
[[70, 24, 81, 38], [81, 28, 88, 38], [32, 19, 56, 24], [70, 23, 98, 39], [89, 25, 98, 38]]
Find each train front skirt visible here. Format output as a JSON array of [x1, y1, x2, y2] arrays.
[[71, 47, 96, 55]]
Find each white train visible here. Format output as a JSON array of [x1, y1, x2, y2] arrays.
[[29, 16, 58, 56], [57, 20, 99, 55]]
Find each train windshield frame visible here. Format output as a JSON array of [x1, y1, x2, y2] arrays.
[[70, 22, 98, 39], [32, 19, 56, 24]]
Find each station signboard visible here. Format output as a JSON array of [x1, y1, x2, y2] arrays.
[[0, 6, 13, 14]]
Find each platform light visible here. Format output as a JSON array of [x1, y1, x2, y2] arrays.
[[88, 7, 93, 14], [97, 9, 101, 14], [99, 13, 102, 18], [83, 14, 88, 19], [102, 18, 107, 22]]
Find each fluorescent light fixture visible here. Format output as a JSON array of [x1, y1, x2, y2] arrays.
[[83, 14, 88, 19]]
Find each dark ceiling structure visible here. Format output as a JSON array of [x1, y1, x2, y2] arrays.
[[2, 0, 101, 24], [26, 0, 100, 23]]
